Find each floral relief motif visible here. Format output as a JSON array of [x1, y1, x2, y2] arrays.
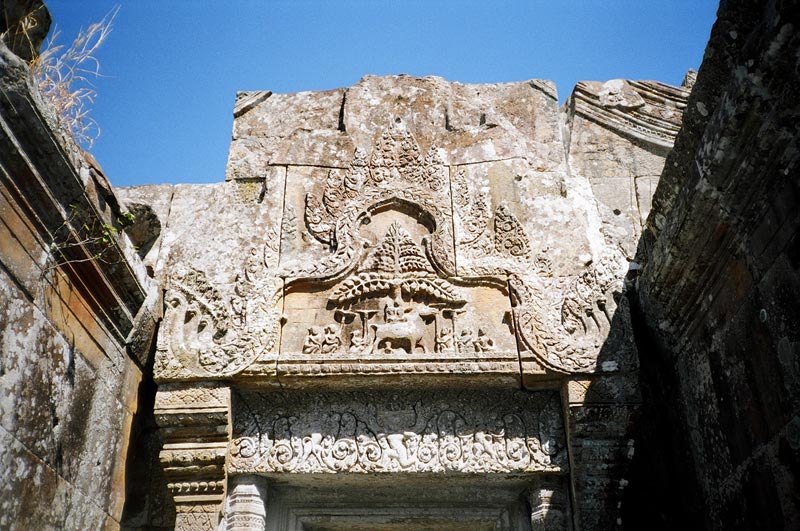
[[294, 119, 457, 283], [154, 248, 281, 380], [493, 203, 531, 258], [229, 390, 566, 475]]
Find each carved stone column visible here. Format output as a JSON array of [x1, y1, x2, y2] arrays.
[[223, 475, 268, 531], [529, 479, 572, 530], [154, 382, 231, 531]]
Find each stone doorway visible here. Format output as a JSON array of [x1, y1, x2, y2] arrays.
[[225, 474, 568, 531], [219, 388, 571, 530]]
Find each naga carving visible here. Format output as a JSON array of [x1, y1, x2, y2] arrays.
[[155, 248, 281, 380], [510, 251, 627, 373]]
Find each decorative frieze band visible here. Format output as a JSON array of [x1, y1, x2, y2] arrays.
[[229, 389, 566, 475]]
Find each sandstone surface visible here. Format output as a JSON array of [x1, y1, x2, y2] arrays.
[[117, 71, 689, 530], [6, 0, 798, 528]]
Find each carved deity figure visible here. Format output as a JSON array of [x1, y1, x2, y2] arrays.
[[435, 327, 454, 353], [384, 300, 406, 323], [473, 328, 496, 352], [384, 432, 417, 469], [371, 298, 434, 355], [302, 326, 324, 354]]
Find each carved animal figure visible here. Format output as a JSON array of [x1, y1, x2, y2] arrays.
[[371, 300, 434, 354]]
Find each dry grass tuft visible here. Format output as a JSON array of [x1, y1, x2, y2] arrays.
[[32, 7, 118, 148]]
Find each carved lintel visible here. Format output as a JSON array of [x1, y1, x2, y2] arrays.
[[155, 382, 231, 531], [230, 389, 566, 475]]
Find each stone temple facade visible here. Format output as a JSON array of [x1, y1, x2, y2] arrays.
[[115, 72, 689, 530], [1, 0, 799, 530]]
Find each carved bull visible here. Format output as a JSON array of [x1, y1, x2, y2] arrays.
[[371, 303, 435, 354]]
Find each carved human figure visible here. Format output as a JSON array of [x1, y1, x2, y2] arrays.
[[435, 327, 454, 354], [384, 432, 417, 469], [473, 328, 495, 352], [302, 326, 324, 354], [473, 431, 499, 460], [321, 324, 342, 354], [384, 300, 407, 323], [456, 327, 475, 354], [349, 329, 370, 353]]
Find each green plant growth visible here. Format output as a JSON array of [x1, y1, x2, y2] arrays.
[[48, 203, 135, 271]]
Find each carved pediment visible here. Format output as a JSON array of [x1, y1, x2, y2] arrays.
[[153, 118, 634, 384], [275, 120, 524, 378], [293, 118, 456, 284]]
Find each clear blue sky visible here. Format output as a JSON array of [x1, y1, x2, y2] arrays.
[[44, 1, 719, 187]]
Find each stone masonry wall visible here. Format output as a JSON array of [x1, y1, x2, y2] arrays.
[[0, 18, 159, 531], [629, 0, 800, 528]]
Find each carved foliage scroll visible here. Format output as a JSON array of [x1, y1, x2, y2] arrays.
[[510, 251, 627, 373], [452, 166, 531, 275], [230, 389, 566, 475], [155, 248, 281, 380], [294, 119, 456, 282]]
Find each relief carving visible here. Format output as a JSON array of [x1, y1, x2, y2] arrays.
[[293, 118, 457, 283], [299, 221, 473, 357], [279, 123, 521, 364], [155, 383, 231, 531], [494, 203, 530, 259], [570, 79, 689, 148], [302, 324, 343, 355], [155, 247, 281, 380], [230, 390, 566, 475], [453, 168, 491, 244], [510, 250, 627, 373], [453, 168, 531, 274]]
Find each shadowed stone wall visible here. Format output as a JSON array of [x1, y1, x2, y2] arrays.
[[627, 0, 800, 528], [0, 9, 159, 529]]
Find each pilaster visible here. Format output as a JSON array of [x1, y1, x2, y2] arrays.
[[154, 382, 231, 531]]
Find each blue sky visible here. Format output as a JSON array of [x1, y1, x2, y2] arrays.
[[44, 1, 719, 187]]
